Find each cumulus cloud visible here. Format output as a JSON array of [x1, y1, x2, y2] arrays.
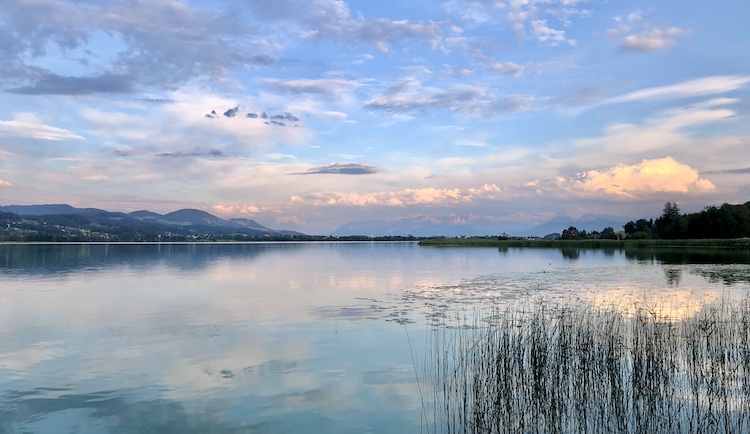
[[619, 27, 688, 52], [608, 11, 689, 53], [531, 20, 575, 46], [527, 157, 715, 199], [293, 163, 379, 175], [275, 215, 306, 226], [212, 204, 268, 215], [0, 113, 85, 141]]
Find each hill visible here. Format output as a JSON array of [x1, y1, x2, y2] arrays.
[[0, 204, 304, 241]]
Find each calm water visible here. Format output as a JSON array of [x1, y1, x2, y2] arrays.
[[1, 242, 749, 433]]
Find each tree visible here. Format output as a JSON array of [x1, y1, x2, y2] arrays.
[[655, 201, 682, 238], [663, 202, 680, 220], [600, 227, 618, 240], [623, 221, 636, 235], [560, 226, 580, 240]]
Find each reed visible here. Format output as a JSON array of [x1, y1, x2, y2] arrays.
[[428, 299, 750, 433]]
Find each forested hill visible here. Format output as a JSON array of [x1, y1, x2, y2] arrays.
[[0, 205, 304, 242]]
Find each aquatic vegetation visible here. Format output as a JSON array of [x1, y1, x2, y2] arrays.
[[428, 299, 750, 434]]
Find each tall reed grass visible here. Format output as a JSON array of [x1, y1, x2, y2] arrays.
[[428, 299, 750, 433]]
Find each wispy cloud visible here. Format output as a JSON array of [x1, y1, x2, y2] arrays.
[[365, 81, 533, 119], [605, 76, 750, 105], [8, 73, 134, 95], [258, 77, 366, 99], [0, 113, 85, 141], [293, 163, 379, 175], [703, 167, 750, 175]]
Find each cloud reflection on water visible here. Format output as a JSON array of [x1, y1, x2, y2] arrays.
[[0, 243, 748, 432]]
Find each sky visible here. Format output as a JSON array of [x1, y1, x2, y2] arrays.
[[0, 0, 748, 234]]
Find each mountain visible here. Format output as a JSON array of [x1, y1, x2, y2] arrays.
[[331, 214, 536, 237], [521, 214, 626, 237], [228, 218, 272, 230], [0, 204, 79, 215], [159, 209, 227, 226], [331, 213, 628, 237], [0, 203, 304, 238], [128, 210, 162, 220]]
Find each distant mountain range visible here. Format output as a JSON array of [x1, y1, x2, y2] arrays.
[[0, 204, 302, 238], [1, 204, 629, 239], [330, 213, 627, 238]]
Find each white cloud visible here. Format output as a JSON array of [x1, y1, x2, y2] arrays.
[[574, 157, 715, 198], [609, 11, 689, 53], [0, 113, 85, 141], [531, 20, 575, 46], [490, 62, 525, 77], [619, 27, 688, 52], [605, 76, 750, 105], [525, 157, 715, 199], [0, 179, 13, 188], [276, 215, 307, 226], [212, 204, 269, 215], [570, 99, 738, 166]]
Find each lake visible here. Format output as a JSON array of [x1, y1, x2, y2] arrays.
[[1, 242, 749, 433]]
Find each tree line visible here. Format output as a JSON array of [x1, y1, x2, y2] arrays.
[[624, 201, 750, 239], [559, 201, 750, 241]]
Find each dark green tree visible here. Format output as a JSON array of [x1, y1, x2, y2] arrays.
[[600, 227, 618, 240], [560, 226, 580, 240]]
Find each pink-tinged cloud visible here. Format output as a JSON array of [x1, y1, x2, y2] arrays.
[[212, 204, 267, 215], [0, 179, 13, 188], [0, 113, 85, 141], [275, 215, 306, 226], [295, 184, 503, 207], [468, 184, 503, 199], [528, 157, 715, 199]]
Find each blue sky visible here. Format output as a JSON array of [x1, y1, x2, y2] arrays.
[[0, 0, 748, 233]]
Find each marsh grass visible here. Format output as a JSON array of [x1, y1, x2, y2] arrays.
[[428, 299, 750, 433]]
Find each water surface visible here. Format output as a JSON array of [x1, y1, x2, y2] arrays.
[[0, 242, 748, 433]]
